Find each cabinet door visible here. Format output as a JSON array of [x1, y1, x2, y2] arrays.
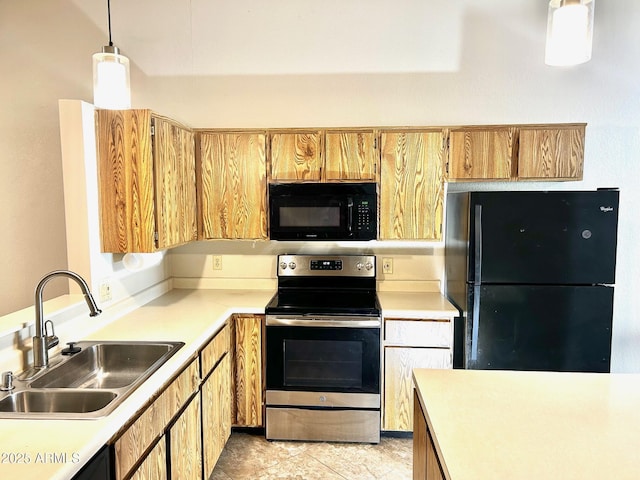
[[233, 314, 263, 427], [153, 116, 198, 249], [448, 127, 516, 180], [517, 125, 585, 180], [325, 130, 378, 181], [202, 354, 232, 477], [270, 131, 322, 181], [413, 390, 445, 480], [129, 439, 167, 480], [380, 130, 445, 240], [96, 109, 156, 253], [199, 132, 267, 239], [384, 347, 451, 431], [169, 395, 202, 480]]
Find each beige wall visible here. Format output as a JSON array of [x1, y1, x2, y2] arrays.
[[1, 1, 639, 371]]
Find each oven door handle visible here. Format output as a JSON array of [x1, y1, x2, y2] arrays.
[[266, 316, 381, 328]]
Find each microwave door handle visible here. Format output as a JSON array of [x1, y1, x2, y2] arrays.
[[347, 198, 354, 234]]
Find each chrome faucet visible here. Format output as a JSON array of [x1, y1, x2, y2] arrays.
[[33, 270, 102, 369]]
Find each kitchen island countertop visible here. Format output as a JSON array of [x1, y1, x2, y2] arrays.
[[413, 368, 640, 480]]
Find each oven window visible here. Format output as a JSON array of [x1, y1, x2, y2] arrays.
[[266, 326, 380, 394], [279, 206, 340, 227], [283, 339, 362, 389]]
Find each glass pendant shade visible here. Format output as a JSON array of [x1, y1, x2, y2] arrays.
[[545, 0, 594, 66], [93, 45, 131, 109]]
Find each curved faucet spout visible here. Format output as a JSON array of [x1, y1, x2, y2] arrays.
[[33, 270, 102, 368]]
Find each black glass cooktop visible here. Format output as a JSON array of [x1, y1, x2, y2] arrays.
[[265, 289, 381, 316]]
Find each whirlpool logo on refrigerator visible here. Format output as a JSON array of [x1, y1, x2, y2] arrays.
[[600, 206, 615, 212]]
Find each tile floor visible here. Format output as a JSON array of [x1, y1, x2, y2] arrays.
[[210, 432, 413, 480]]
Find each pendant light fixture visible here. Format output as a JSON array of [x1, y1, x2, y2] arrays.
[[93, 0, 131, 109], [545, 0, 594, 67]]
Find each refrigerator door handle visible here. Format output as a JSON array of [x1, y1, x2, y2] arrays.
[[471, 285, 480, 361], [474, 204, 483, 285]]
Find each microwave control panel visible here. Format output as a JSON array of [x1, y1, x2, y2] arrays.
[[356, 200, 375, 233]]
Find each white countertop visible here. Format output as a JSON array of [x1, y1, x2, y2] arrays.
[[0, 287, 455, 479], [413, 369, 640, 480], [378, 291, 458, 319]]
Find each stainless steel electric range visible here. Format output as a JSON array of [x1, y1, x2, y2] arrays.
[[265, 254, 381, 444]]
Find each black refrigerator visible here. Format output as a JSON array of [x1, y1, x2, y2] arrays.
[[444, 189, 619, 373]]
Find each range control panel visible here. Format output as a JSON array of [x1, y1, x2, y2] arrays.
[[277, 255, 376, 277]]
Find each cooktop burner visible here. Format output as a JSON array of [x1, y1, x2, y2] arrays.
[[265, 290, 380, 316], [266, 254, 380, 317]]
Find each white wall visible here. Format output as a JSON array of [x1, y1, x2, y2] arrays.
[[1, 0, 638, 371]]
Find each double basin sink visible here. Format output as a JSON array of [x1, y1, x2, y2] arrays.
[[0, 340, 184, 419]]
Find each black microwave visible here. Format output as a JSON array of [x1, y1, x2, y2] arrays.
[[269, 183, 377, 241]]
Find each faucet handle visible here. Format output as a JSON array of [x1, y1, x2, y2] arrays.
[[44, 319, 56, 337], [1, 371, 14, 391], [44, 320, 59, 349]]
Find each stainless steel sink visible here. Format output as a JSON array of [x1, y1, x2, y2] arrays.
[[31, 342, 181, 389], [0, 340, 184, 419], [0, 390, 117, 414]]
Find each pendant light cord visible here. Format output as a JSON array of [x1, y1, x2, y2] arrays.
[[107, 0, 113, 46]]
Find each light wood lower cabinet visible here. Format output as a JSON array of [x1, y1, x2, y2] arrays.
[[169, 394, 202, 480], [201, 322, 232, 478], [383, 318, 453, 432], [129, 439, 167, 480], [112, 358, 199, 480], [413, 390, 445, 480], [233, 314, 264, 427]]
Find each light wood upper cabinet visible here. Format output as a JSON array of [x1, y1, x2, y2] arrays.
[[448, 127, 516, 181], [198, 131, 268, 239], [96, 109, 197, 252], [517, 124, 585, 180], [380, 130, 446, 240], [324, 130, 378, 181], [270, 131, 322, 181]]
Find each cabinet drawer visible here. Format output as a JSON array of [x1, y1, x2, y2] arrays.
[[165, 358, 200, 421], [385, 319, 452, 348], [113, 393, 168, 480], [201, 322, 230, 377]]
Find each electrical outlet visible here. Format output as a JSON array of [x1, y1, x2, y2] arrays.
[[382, 258, 393, 274], [99, 281, 112, 302], [212, 255, 223, 270]]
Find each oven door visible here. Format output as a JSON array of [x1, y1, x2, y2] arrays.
[[265, 317, 381, 395]]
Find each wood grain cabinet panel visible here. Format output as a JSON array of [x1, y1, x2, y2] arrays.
[[199, 131, 268, 239], [153, 117, 198, 249], [385, 319, 453, 348], [380, 130, 445, 240], [202, 354, 232, 477], [96, 109, 197, 252], [448, 127, 516, 181], [112, 358, 199, 480], [325, 130, 378, 181], [169, 395, 202, 480], [270, 131, 322, 181], [384, 347, 451, 431], [413, 391, 445, 480], [201, 323, 230, 376], [129, 439, 167, 480], [517, 124, 585, 180], [233, 314, 263, 427]]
